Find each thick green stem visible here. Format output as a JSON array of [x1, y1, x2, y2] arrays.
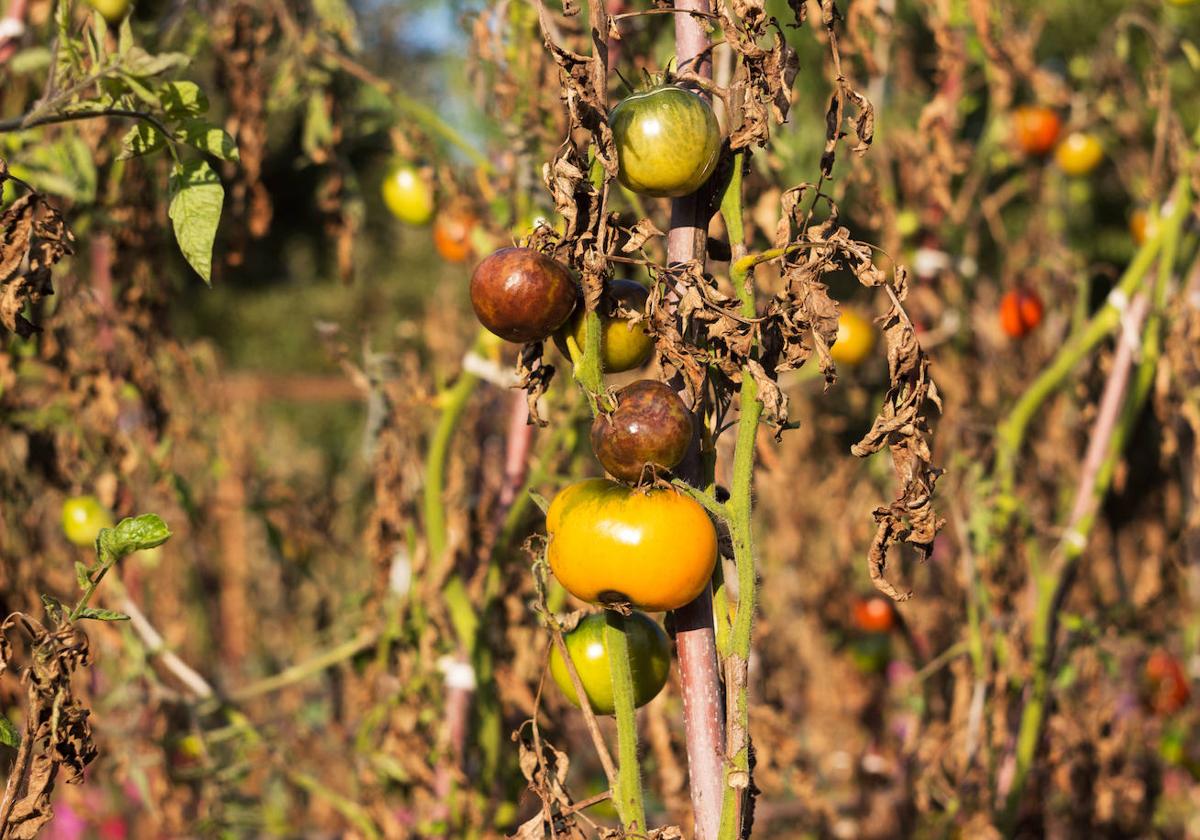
[[605, 610, 648, 834], [717, 152, 763, 840]]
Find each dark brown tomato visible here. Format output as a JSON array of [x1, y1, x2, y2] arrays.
[[591, 380, 693, 483], [470, 247, 577, 343]]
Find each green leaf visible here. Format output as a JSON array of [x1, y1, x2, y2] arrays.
[[100, 514, 172, 560], [160, 81, 209, 117], [175, 119, 238, 162], [119, 122, 166, 159], [119, 72, 161, 108], [528, 491, 550, 515], [75, 561, 92, 590], [120, 46, 190, 77], [302, 92, 333, 158], [168, 160, 223, 285], [8, 47, 52, 75], [0, 714, 19, 749], [75, 607, 130, 622]]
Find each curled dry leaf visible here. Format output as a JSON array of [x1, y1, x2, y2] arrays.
[[515, 342, 554, 428], [851, 273, 944, 600], [717, 0, 801, 151], [0, 614, 100, 839], [0, 194, 75, 338]]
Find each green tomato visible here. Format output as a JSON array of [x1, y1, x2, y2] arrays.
[[549, 611, 671, 715], [61, 495, 114, 547], [88, 0, 132, 23], [381, 162, 435, 225], [610, 86, 721, 198]]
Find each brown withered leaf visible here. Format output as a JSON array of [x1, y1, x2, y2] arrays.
[[851, 277, 944, 600], [515, 342, 554, 428], [621, 217, 665, 253], [0, 194, 74, 337], [719, 2, 800, 151]]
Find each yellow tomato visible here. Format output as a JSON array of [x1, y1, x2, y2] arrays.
[[830, 308, 876, 366], [381, 162, 435, 225], [546, 479, 717, 612], [61, 495, 114, 547], [562, 279, 654, 373], [1054, 132, 1104, 176]]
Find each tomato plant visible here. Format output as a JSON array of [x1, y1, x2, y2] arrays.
[[591, 380, 693, 483], [470, 247, 577, 343], [609, 85, 721, 198], [61, 495, 113, 547], [380, 162, 435, 226], [852, 596, 895, 634], [549, 611, 671, 714], [559, 279, 654, 373], [432, 209, 477, 263], [1055, 132, 1104, 176], [1012, 106, 1062, 156], [546, 478, 718, 612], [1145, 650, 1191, 715], [999, 288, 1044, 339], [830, 307, 876, 365]]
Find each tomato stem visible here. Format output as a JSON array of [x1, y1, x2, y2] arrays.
[[604, 609, 648, 834]]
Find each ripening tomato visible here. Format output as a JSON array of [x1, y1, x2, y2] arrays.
[[830, 308, 876, 366], [546, 478, 717, 612], [560, 279, 654, 373], [62, 495, 114, 547], [610, 86, 722, 198], [591, 380, 693, 483], [1130, 209, 1159, 245], [999, 288, 1044, 339], [1145, 649, 1191, 715], [549, 611, 671, 714], [381, 162, 435, 225], [1012, 106, 1062, 157], [432, 209, 477, 263], [88, 0, 131, 24], [470, 247, 577, 343], [1054, 132, 1104, 176], [853, 597, 895, 634]]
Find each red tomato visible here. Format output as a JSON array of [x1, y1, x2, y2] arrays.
[[999, 288, 1044, 339], [1145, 649, 1191, 715], [853, 597, 895, 634], [1012, 106, 1062, 157]]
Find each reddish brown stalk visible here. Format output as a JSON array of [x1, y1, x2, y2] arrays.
[[667, 3, 726, 840]]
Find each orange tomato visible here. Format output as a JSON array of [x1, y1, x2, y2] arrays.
[[1054, 132, 1103, 176], [546, 478, 717, 612], [999, 288, 1044, 339], [830, 307, 876, 366], [432, 210, 477, 263], [1130, 209, 1158, 246], [1144, 649, 1191, 715], [1012, 106, 1062, 157], [853, 597, 895, 634]]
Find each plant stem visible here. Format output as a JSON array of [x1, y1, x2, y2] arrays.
[[605, 610, 648, 834], [718, 153, 763, 839]]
